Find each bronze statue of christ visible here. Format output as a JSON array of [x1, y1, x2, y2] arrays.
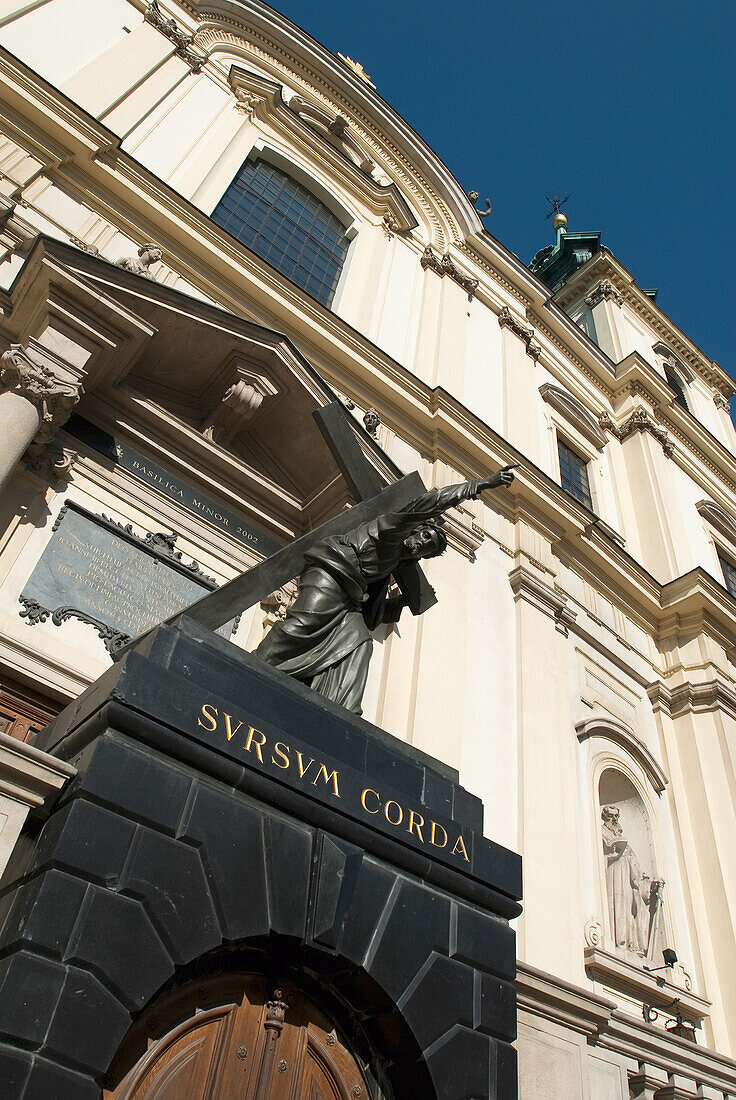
[[256, 468, 516, 713]]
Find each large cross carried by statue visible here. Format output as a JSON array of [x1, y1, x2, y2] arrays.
[[115, 401, 515, 713]]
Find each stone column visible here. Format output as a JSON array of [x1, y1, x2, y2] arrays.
[[0, 343, 83, 495]]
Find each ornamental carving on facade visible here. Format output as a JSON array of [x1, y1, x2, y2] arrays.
[[584, 918, 603, 949], [144, 1, 205, 72], [599, 408, 674, 457], [585, 280, 624, 308], [382, 211, 402, 238], [363, 407, 380, 437], [23, 445, 78, 484], [714, 391, 730, 411], [202, 365, 278, 447], [289, 95, 377, 177], [116, 243, 164, 279], [0, 344, 82, 446], [234, 89, 262, 119], [420, 247, 479, 299], [497, 307, 541, 360]]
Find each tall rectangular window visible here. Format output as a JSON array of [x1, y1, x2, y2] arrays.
[[211, 158, 349, 307], [557, 438, 593, 509]]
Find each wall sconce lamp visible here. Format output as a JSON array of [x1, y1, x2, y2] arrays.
[[643, 947, 678, 985], [642, 997, 698, 1044]]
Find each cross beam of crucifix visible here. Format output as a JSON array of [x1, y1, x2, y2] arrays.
[[113, 402, 435, 659]]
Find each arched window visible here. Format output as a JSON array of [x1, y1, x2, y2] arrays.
[[664, 363, 690, 412], [653, 344, 694, 413], [212, 158, 350, 307], [599, 768, 664, 961]]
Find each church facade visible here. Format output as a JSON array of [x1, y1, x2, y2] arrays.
[[0, 1, 734, 1097]]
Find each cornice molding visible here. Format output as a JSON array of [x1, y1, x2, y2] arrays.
[[647, 678, 736, 720], [575, 715, 668, 792], [555, 251, 734, 398], [539, 383, 608, 450], [696, 499, 736, 545], [508, 565, 577, 635], [498, 306, 540, 360], [192, 5, 473, 250], [0, 730, 76, 812], [583, 947, 709, 1024]]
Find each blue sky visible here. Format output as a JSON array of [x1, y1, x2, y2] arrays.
[[267, 0, 734, 381]]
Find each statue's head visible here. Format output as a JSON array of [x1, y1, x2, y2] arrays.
[[139, 243, 163, 264], [402, 521, 448, 561], [601, 804, 620, 825]]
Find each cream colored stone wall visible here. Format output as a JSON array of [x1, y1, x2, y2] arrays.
[[1, 2, 736, 1095]]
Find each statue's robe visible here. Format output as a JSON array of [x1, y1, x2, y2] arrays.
[[256, 481, 479, 713]]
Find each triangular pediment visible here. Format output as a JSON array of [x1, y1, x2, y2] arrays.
[[3, 238, 400, 540]]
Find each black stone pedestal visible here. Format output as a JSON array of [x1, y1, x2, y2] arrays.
[[0, 618, 521, 1099]]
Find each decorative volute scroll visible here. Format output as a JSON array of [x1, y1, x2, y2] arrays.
[[539, 383, 608, 450], [497, 306, 540, 360], [0, 343, 83, 449], [202, 356, 279, 447]]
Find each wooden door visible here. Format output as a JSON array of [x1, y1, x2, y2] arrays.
[[106, 975, 369, 1100]]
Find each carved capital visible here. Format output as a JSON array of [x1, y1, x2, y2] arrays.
[[498, 307, 540, 360], [260, 583, 297, 628], [0, 344, 83, 445], [585, 279, 624, 308], [421, 247, 479, 299], [145, 1, 204, 71], [714, 391, 730, 411], [599, 407, 673, 457]]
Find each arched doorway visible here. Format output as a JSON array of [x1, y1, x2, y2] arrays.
[[105, 974, 370, 1099]]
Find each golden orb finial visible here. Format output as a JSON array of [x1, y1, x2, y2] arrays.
[[552, 211, 567, 232]]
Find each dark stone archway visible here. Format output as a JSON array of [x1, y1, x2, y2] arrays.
[[0, 619, 521, 1098]]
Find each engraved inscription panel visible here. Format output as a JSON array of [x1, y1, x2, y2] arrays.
[[21, 503, 233, 643]]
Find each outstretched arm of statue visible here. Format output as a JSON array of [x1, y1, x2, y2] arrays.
[[377, 465, 518, 539]]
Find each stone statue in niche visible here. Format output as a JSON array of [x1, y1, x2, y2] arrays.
[[256, 469, 516, 714], [601, 804, 664, 955]]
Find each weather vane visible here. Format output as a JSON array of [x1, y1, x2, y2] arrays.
[[546, 194, 569, 219]]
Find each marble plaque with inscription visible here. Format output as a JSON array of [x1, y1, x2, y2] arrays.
[[20, 502, 234, 652]]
